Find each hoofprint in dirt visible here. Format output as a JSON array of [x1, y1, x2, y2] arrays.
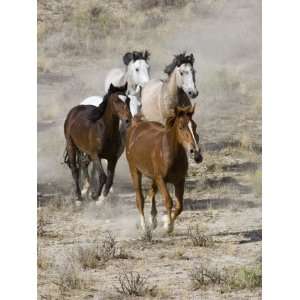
[[38, 142, 261, 300]]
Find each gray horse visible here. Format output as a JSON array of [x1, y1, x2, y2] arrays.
[[105, 50, 151, 95], [141, 52, 198, 124]]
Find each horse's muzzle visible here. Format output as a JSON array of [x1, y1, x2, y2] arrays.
[[193, 151, 203, 164], [189, 90, 199, 99]]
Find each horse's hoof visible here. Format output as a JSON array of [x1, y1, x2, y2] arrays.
[[109, 186, 114, 194], [95, 194, 107, 206], [81, 184, 90, 197], [162, 215, 174, 233], [75, 200, 82, 207]]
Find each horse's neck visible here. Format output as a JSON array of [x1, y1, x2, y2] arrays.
[[178, 88, 192, 106], [160, 70, 179, 117], [101, 102, 119, 134], [165, 70, 178, 101], [164, 126, 180, 161], [123, 69, 136, 93]]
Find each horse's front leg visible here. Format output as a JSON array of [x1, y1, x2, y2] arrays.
[[92, 157, 106, 201], [172, 179, 185, 224], [155, 176, 174, 233], [102, 158, 117, 198]]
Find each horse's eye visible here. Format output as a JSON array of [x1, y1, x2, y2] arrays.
[[136, 68, 139, 72], [180, 71, 184, 76]]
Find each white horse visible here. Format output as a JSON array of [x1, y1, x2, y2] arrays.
[[104, 50, 151, 95], [141, 53, 198, 124]]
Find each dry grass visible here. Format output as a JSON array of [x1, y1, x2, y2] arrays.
[[190, 265, 224, 290], [37, 246, 50, 270], [76, 243, 100, 269], [37, 211, 47, 237], [223, 265, 262, 292], [76, 231, 130, 269], [187, 225, 214, 247], [55, 254, 86, 294], [190, 264, 262, 292], [251, 170, 262, 198]]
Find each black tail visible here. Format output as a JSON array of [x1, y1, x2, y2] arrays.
[[63, 148, 71, 168]]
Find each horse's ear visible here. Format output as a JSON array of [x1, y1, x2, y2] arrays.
[[123, 52, 133, 65], [126, 96, 131, 106], [108, 83, 117, 94], [132, 51, 139, 61], [175, 55, 181, 67], [189, 53, 195, 65], [144, 50, 150, 61]]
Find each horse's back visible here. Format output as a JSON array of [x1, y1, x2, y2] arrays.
[[81, 96, 103, 106], [141, 79, 163, 123], [104, 68, 125, 92]]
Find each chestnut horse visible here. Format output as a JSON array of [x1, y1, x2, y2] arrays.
[[125, 105, 203, 233], [64, 83, 131, 205]]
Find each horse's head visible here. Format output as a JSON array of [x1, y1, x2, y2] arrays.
[[123, 50, 151, 89], [167, 105, 203, 164], [108, 83, 132, 126], [164, 52, 198, 99]]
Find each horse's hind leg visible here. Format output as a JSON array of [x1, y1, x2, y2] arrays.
[[148, 181, 158, 230], [172, 179, 185, 224], [130, 166, 146, 231], [66, 140, 82, 202], [155, 176, 174, 233], [79, 153, 90, 197]]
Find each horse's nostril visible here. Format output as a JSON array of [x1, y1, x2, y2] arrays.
[[190, 149, 194, 154], [188, 91, 192, 96]]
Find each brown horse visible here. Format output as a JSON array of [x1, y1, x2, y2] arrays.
[[64, 83, 131, 204], [125, 105, 203, 233]]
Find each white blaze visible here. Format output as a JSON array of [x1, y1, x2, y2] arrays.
[[188, 121, 199, 151]]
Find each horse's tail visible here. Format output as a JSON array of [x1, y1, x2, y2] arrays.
[[63, 147, 71, 168]]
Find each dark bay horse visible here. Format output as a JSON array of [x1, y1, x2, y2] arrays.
[[64, 83, 131, 205], [125, 105, 203, 233]]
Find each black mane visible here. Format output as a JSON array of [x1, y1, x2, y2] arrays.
[[123, 50, 150, 65], [164, 52, 194, 75], [87, 83, 128, 122], [87, 93, 110, 122]]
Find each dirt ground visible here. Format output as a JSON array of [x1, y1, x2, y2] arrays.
[[38, 1, 261, 299]]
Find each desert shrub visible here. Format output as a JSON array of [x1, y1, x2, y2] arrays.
[[187, 225, 214, 247], [115, 270, 148, 297], [76, 231, 130, 269], [190, 265, 224, 290]]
